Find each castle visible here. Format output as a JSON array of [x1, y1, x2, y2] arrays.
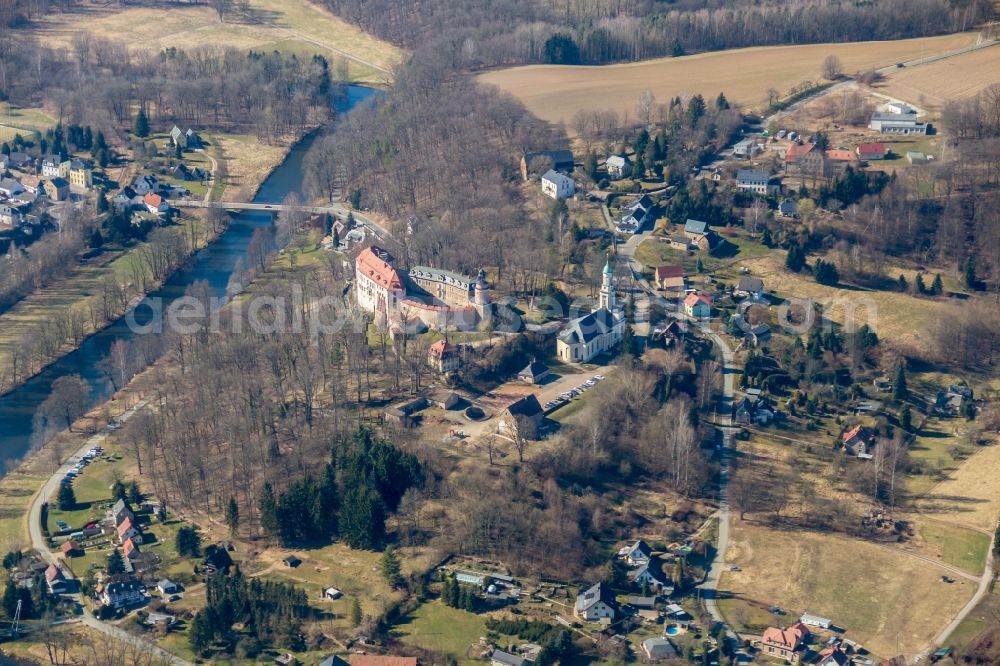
[[354, 246, 491, 333]]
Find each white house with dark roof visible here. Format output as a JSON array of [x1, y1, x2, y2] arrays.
[[491, 650, 529, 666], [541, 169, 575, 200], [574, 581, 618, 623], [736, 169, 779, 195], [556, 259, 624, 364], [869, 112, 926, 135], [606, 154, 632, 180]]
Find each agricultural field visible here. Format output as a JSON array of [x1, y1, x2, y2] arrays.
[[877, 44, 1000, 111], [916, 440, 1000, 533], [719, 522, 975, 658], [479, 33, 978, 126], [393, 601, 488, 665], [32, 0, 402, 84]]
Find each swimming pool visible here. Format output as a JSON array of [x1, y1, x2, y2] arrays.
[[665, 625, 680, 636]]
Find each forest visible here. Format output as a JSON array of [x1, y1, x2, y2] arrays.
[[318, 0, 995, 67]]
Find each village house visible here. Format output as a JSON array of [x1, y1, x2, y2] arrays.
[[683, 218, 716, 251], [605, 154, 632, 180], [498, 394, 544, 441], [117, 517, 142, 544], [60, 540, 82, 557], [761, 623, 810, 663], [110, 499, 134, 526], [123, 537, 141, 560], [556, 260, 624, 363], [574, 581, 618, 623], [101, 580, 147, 609], [517, 360, 551, 385], [669, 236, 693, 252], [0, 178, 25, 198], [622, 539, 652, 567], [132, 174, 160, 196], [45, 564, 68, 594], [69, 159, 93, 189], [618, 194, 653, 233], [869, 112, 927, 135], [40, 154, 70, 179], [430, 389, 460, 410], [642, 638, 678, 661], [5, 152, 33, 172], [0, 204, 22, 226], [45, 177, 70, 202], [683, 292, 712, 318], [541, 169, 575, 200], [856, 143, 887, 161], [735, 169, 779, 195], [824, 149, 857, 176], [521, 149, 574, 180], [778, 198, 799, 219], [732, 137, 761, 159], [654, 265, 685, 292], [842, 425, 876, 458], [18, 175, 42, 194], [169, 126, 201, 150], [817, 646, 850, 666], [734, 389, 774, 424], [629, 558, 672, 593], [143, 193, 168, 214], [785, 142, 826, 178], [156, 579, 179, 595], [427, 339, 461, 374], [491, 650, 529, 666]]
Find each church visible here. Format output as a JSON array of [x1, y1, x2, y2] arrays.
[[556, 259, 625, 364]]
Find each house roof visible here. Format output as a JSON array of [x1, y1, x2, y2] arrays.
[[785, 142, 816, 162], [642, 638, 676, 658], [684, 292, 712, 308], [491, 650, 529, 666], [684, 219, 707, 235], [143, 193, 163, 208], [428, 339, 456, 358], [736, 169, 769, 182], [112, 499, 133, 519], [629, 558, 670, 585], [575, 581, 617, 612], [45, 564, 64, 581], [626, 539, 652, 559], [117, 517, 137, 537], [558, 307, 619, 345], [779, 199, 798, 213], [825, 149, 855, 162], [48, 177, 69, 188], [523, 149, 574, 169], [410, 265, 474, 290], [157, 578, 176, 589], [762, 623, 809, 650], [348, 656, 418, 666], [841, 424, 870, 443], [655, 265, 684, 281], [606, 155, 628, 168], [105, 579, 145, 596], [542, 169, 574, 188], [818, 646, 849, 666], [356, 246, 403, 291], [319, 657, 351, 666], [627, 595, 657, 608], [518, 361, 549, 378], [856, 143, 886, 156], [504, 394, 543, 419], [737, 276, 764, 293], [123, 538, 139, 557], [629, 194, 653, 212]]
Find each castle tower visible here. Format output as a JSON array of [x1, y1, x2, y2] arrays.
[[474, 268, 492, 326], [599, 257, 615, 311]]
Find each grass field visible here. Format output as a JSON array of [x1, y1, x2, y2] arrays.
[[719, 523, 975, 658], [917, 520, 991, 575], [33, 0, 402, 84], [917, 441, 1000, 533], [878, 44, 1000, 111], [0, 104, 57, 141], [479, 33, 978, 126], [393, 601, 487, 665]]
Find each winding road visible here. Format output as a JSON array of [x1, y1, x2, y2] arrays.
[[26, 398, 190, 665]]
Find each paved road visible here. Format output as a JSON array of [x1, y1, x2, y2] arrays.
[[928, 524, 997, 657], [27, 399, 190, 665]]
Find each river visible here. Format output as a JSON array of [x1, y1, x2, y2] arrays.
[[0, 85, 377, 472]]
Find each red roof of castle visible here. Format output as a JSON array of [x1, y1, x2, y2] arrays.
[[356, 247, 403, 290]]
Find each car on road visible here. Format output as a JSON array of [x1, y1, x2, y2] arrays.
[[729, 565, 741, 572], [168, 594, 182, 602]]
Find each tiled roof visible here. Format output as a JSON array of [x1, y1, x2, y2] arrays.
[[357, 246, 403, 290], [785, 142, 816, 161]]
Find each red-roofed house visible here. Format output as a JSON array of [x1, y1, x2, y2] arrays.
[[818, 646, 850, 666], [427, 339, 461, 373], [825, 149, 857, 176], [655, 265, 685, 291], [856, 143, 887, 160], [761, 623, 809, 662], [117, 517, 142, 544], [683, 292, 712, 318], [785, 142, 824, 177], [355, 246, 405, 317], [143, 193, 168, 214], [60, 540, 82, 557], [123, 537, 141, 560], [842, 425, 876, 457]]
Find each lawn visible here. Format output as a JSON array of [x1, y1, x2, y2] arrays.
[[393, 601, 487, 665], [719, 522, 975, 657], [0, 470, 46, 552], [480, 33, 978, 125], [917, 520, 990, 576], [0, 104, 57, 137], [916, 440, 1000, 533]]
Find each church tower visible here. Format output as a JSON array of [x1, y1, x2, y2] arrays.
[[599, 257, 615, 311]]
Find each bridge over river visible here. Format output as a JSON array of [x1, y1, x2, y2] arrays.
[[172, 199, 391, 239]]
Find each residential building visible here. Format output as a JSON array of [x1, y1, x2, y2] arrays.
[[800, 613, 832, 629], [622, 539, 652, 567], [143, 193, 168, 214], [40, 154, 70, 179], [517, 360, 551, 384], [628, 558, 671, 592], [761, 623, 809, 663], [574, 581, 618, 623], [642, 638, 678, 661], [0, 179, 25, 198], [825, 149, 857, 176], [427, 339, 461, 373], [521, 150, 574, 180], [131, 174, 159, 196], [817, 647, 849, 666], [19, 175, 43, 194], [169, 126, 187, 148], [101, 580, 147, 608], [683, 292, 712, 318], [541, 169, 575, 199], [683, 218, 716, 251], [45, 564, 68, 594], [669, 236, 693, 252], [556, 260, 624, 363], [69, 159, 93, 189], [736, 169, 778, 195], [45, 177, 70, 202], [856, 143, 887, 161], [156, 579, 179, 595], [185, 129, 202, 148], [123, 537, 141, 560], [117, 517, 142, 544], [60, 540, 82, 557], [319, 657, 351, 666], [618, 194, 653, 233], [842, 425, 876, 458], [778, 198, 799, 219], [5, 152, 33, 171], [498, 394, 544, 441], [785, 142, 825, 177], [869, 112, 927, 135], [734, 276, 765, 299], [0, 204, 22, 227], [491, 650, 528, 666], [684, 218, 708, 239], [655, 265, 685, 292], [110, 499, 134, 526], [732, 137, 760, 158], [606, 154, 632, 179]]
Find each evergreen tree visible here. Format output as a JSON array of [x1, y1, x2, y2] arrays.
[[892, 362, 908, 401], [259, 482, 279, 539], [914, 272, 926, 294], [716, 92, 730, 110], [339, 485, 385, 550], [814, 259, 839, 285], [0, 143, 8, 155], [57, 483, 76, 510], [111, 480, 127, 501], [761, 227, 773, 247], [897, 274, 908, 291], [176, 526, 202, 557], [621, 325, 638, 357], [900, 404, 912, 432], [157, 500, 168, 522], [106, 548, 125, 575], [930, 273, 943, 295], [127, 480, 142, 505], [188, 611, 213, 655], [963, 256, 977, 289], [785, 241, 806, 272], [380, 547, 403, 588], [695, 258, 705, 273], [687, 94, 706, 127], [225, 496, 240, 537], [350, 597, 362, 627], [134, 108, 149, 138], [2, 579, 18, 617], [584, 151, 597, 181]]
